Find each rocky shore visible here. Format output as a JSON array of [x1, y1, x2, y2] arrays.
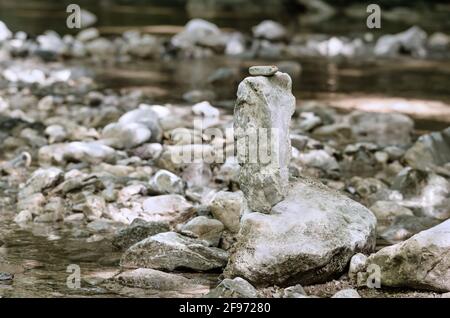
[[1, 17, 450, 298]]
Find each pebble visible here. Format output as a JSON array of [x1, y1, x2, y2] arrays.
[[0, 272, 14, 282], [249, 65, 278, 76]]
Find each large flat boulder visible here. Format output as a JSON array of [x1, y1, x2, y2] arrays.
[[224, 178, 376, 286], [121, 232, 228, 272]]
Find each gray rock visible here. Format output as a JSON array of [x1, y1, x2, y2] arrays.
[[121, 232, 228, 271], [45, 125, 67, 144], [369, 201, 414, 232], [86, 218, 116, 232], [374, 26, 427, 57], [348, 253, 368, 281], [348, 111, 414, 147], [365, 219, 450, 292], [171, 19, 226, 51], [428, 32, 450, 51], [76, 27, 99, 42], [83, 195, 106, 221], [0, 272, 14, 282], [37, 31, 65, 55], [298, 149, 339, 171], [192, 101, 220, 117], [133, 143, 163, 160], [0, 20, 12, 42], [38, 142, 117, 165], [14, 210, 33, 223], [392, 168, 450, 220], [234, 71, 295, 213], [205, 277, 257, 298], [214, 156, 240, 186], [209, 191, 246, 233], [248, 66, 278, 76], [282, 284, 307, 298], [126, 34, 159, 58], [118, 105, 162, 143], [85, 38, 114, 58], [17, 193, 46, 214], [180, 216, 224, 247], [149, 169, 185, 195], [404, 127, 450, 172], [252, 20, 286, 41], [18, 167, 63, 199], [142, 195, 195, 225], [112, 268, 207, 291], [332, 288, 361, 298], [101, 122, 151, 149], [379, 215, 440, 244], [224, 178, 376, 287], [112, 218, 170, 250]]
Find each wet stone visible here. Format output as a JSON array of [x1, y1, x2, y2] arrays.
[[0, 272, 14, 282]]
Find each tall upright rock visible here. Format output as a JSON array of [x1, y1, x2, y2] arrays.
[[226, 66, 376, 287], [234, 69, 295, 213]]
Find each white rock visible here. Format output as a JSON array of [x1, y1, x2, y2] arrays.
[[192, 101, 220, 117], [180, 216, 224, 247], [102, 122, 151, 149], [149, 169, 184, 195], [18, 167, 63, 199], [83, 195, 106, 221], [252, 20, 286, 41], [118, 105, 162, 142], [210, 191, 246, 233], [141, 195, 194, 225], [234, 71, 295, 213], [14, 210, 33, 223], [332, 289, 361, 298], [76, 27, 99, 42], [364, 219, 450, 292], [0, 20, 12, 41], [348, 253, 368, 281], [38, 142, 116, 165], [224, 178, 376, 287], [120, 232, 228, 271]]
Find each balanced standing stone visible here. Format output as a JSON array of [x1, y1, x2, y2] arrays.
[[248, 65, 278, 76], [234, 69, 295, 213]]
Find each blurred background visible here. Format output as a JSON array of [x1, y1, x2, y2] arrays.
[[1, 0, 450, 35]]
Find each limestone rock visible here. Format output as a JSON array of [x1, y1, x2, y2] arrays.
[[112, 218, 170, 250], [180, 216, 224, 247], [348, 111, 414, 147], [224, 178, 376, 287], [365, 219, 450, 292], [332, 288, 361, 298], [209, 191, 246, 233], [112, 268, 207, 292], [252, 20, 286, 41], [38, 142, 117, 165], [118, 105, 162, 143], [101, 122, 151, 149], [234, 71, 295, 213], [18, 167, 63, 199], [205, 277, 257, 298], [404, 127, 450, 172], [121, 232, 229, 271], [149, 169, 185, 195], [142, 195, 195, 225]]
